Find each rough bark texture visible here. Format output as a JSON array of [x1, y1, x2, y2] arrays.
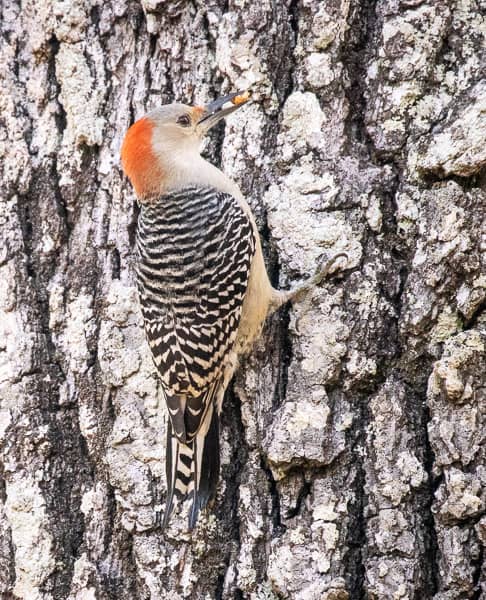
[[0, 0, 485, 599]]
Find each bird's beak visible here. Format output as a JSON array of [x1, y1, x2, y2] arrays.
[[197, 91, 251, 132]]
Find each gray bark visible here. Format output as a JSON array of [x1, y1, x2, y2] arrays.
[[0, 0, 484, 599]]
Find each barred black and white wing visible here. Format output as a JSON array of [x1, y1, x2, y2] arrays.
[[136, 186, 256, 527]]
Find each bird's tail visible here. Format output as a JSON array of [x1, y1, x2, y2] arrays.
[[163, 404, 220, 529]]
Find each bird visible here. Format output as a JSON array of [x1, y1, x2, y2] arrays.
[[120, 91, 347, 529]]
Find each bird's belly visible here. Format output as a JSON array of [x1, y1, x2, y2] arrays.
[[235, 244, 273, 355]]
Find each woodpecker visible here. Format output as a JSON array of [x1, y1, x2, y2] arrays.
[[121, 91, 347, 529]]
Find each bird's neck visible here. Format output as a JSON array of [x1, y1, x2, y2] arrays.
[[156, 151, 241, 199]]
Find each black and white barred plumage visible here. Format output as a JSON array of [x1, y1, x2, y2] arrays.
[[136, 185, 256, 527]]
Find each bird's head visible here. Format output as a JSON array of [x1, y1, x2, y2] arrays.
[[121, 91, 250, 200]]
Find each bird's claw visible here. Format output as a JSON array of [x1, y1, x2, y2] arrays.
[[313, 252, 349, 286]]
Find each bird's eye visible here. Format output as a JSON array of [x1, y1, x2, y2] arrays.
[[177, 114, 191, 127]]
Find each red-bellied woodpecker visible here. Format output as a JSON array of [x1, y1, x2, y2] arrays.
[[121, 91, 347, 529]]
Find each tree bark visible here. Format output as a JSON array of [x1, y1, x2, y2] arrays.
[[0, 0, 485, 598]]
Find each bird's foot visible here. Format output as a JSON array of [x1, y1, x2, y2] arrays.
[[285, 251, 349, 305], [293, 252, 348, 332], [269, 252, 349, 313], [311, 252, 349, 288]]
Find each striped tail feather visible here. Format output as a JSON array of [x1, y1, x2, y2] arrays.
[[163, 405, 220, 529], [189, 404, 220, 529], [162, 420, 192, 528]]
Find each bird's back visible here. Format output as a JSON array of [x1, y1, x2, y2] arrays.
[[136, 185, 256, 398]]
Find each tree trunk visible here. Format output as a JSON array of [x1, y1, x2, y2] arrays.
[[1, 0, 484, 598]]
